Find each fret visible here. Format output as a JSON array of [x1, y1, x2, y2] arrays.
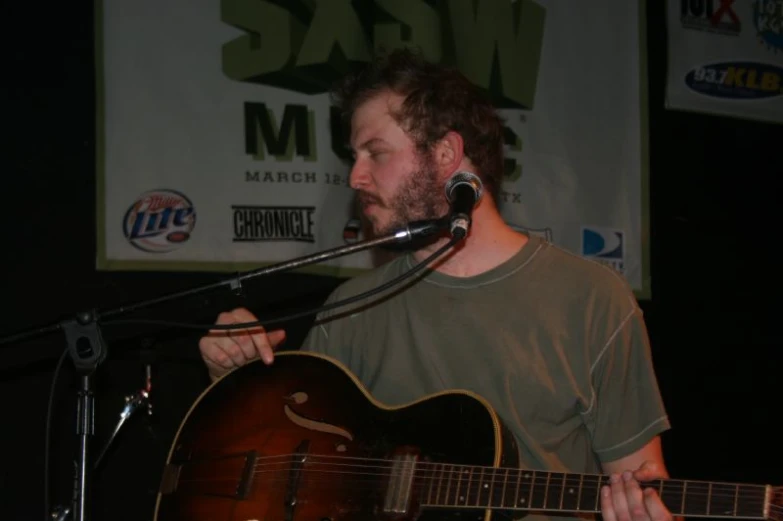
[[574, 474, 600, 512], [426, 464, 435, 505], [683, 481, 710, 515], [528, 470, 537, 508], [420, 466, 772, 521], [444, 464, 454, 505], [531, 471, 550, 509], [495, 468, 506, 507], [453, 466, 464, 506], [515, 470, 535, 509], [466, 467, 476, 506], [560, 473, 581, 512], [558, 473, 566, 509], [658, 479, 767, 518], [735, 484, 767, 518], [660, 479, 685, 515], [595, 476, 603, 512], [436, 463, 445, 504], [543, 472, 551, 508], [544, 472, 562, 510], [710, 482, 742, 517], [489, 468, 498, 507], [478, 467, 493, 506], [500, 468, 510, 508], [476, 467, 486, 507]]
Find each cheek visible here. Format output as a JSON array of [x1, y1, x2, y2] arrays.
[[376, 154, 416, 187]]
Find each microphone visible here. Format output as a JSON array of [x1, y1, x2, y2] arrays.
[[392, 217, 449, 243], [444, 171, 483, 238]]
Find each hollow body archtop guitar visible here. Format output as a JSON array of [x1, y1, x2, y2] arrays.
[[153, 351, 781, 521]]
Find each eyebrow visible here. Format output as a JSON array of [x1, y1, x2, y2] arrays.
[[354, 137, 386, 151]]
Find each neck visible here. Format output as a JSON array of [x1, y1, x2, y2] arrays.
[[411, 202, 528, 278]]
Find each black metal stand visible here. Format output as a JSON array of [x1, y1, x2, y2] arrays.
[[60, 311, 106, 521], [0, 218, 448, 521]]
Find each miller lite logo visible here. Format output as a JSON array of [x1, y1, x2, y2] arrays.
[[123, 189, 196, 253]]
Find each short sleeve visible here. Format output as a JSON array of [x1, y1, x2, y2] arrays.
[[584, 295, 671, 463]]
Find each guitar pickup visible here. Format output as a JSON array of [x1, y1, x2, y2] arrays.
[[159, 450, 258, 499]]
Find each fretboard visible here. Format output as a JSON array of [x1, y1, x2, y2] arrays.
[[420, 465, 769, 519]]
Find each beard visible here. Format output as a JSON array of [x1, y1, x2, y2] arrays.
[[357, 152, 449, 251]]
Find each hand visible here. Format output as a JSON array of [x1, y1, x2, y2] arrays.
[[601, 461, 673, 521], [198, 307, 286, 381]]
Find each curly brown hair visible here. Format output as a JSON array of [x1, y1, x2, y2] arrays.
[[331, 48, 505, 200]]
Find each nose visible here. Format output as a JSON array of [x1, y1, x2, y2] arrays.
[[349, 159, 370, 190]]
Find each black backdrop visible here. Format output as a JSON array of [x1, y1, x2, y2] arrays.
[[1, 1, 781, 520]]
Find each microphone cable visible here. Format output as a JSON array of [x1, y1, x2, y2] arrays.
[[100, 233, 464, 332]]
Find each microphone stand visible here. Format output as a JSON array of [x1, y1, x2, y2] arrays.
[[0, 218, 447, 521]]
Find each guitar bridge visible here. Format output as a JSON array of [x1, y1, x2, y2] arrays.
[[284, 441, 310, 521]]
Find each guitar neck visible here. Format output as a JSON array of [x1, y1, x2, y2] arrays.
[[419, 464, 770, 519]]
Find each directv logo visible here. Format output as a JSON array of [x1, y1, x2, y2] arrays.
[[581, 226, 625, 273]]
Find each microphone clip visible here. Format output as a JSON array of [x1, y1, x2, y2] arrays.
[[444, 171, 483, 239]]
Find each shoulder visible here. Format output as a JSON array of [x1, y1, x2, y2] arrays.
[[530, 238, 640, 315]]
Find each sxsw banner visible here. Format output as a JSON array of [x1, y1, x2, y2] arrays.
[[97, 0, 651, 297], [665, 0, 783, 124]]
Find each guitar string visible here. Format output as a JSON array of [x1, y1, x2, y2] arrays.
[[244, 454, 772, 491], [170, 473, 779, 517], [172, 453, 775, 512], [175, 463, 772, 502], [175, 453, 771, 499], [174, 472, 781, 502]]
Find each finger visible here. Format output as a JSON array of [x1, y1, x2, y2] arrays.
[[633, 461, 661, 482], [226, 308, 271, 361], [228, 325, 263, 361], [222, 335, 255, 365], [267, 329, 287, 349], [622, 471, 648, 521], [610, 473, 632, 521], [200, 311, 252, 366], [204, 309, 261, 365], [601, 484, 618, 521], [204, 357, 229, 380], [643, 488, 672, 521], [199, 335, 238, 369], [250, 328, 286, 364]]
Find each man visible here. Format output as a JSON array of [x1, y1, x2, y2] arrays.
[[199, 49, 674, 521]]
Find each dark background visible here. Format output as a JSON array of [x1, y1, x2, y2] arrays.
[[1, 1, 780, 520]]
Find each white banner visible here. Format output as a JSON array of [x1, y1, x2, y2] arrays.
[[97, 0, 651, 297], [665, 0, 783, 124]]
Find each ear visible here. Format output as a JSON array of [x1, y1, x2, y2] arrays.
[[432, 131, 465, 179]]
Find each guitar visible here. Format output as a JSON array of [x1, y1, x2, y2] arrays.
[[153, 351, 781, 521]]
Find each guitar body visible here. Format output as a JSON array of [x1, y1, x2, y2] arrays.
[[153, 351, 520, 521]]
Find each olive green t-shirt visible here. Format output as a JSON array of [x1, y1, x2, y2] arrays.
[[301, 234, 670, 515]]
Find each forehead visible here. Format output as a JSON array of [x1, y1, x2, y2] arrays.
[[349, 91, 407, 148]]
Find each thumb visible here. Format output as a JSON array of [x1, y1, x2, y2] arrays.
[[634, 461, 664, 482]]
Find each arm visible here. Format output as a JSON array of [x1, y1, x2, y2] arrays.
[[602, 436, 667, 477], [583, 276, 674, 521], [600, 436, 678, 521]]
